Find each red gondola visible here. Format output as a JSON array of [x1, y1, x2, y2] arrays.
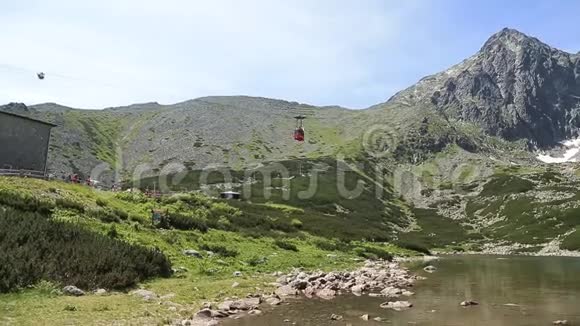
[[293, 115, 305, 142]]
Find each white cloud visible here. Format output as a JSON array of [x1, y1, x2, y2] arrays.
[[0, 0, 429, 109]]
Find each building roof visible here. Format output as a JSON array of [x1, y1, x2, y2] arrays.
[[0, 110, 57, 127]]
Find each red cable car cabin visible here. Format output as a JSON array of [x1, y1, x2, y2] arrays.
[[294, 127, 305, 141], [293, 115, 306, 142]]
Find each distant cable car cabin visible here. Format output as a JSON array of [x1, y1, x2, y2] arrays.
[[220, 191, 241, 200], [293, 115, 305, 142]]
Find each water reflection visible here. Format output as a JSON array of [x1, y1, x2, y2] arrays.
[[224, 255, 580, 326]]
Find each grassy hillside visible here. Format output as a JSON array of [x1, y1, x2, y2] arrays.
[[0, 176, 419, 325]]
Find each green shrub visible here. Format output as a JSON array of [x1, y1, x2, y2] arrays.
[[87, 207, 120, 223], [0, 207, 172, 293], [95, 198, 109, 207], [107, 225, 119, 238], [313, 239, 351, 252], [56, 198, 85, 212], [162, 212, 208, 232], [353, 246, 393, 261], [274, 239, 299, 252], [0, 188, 54, 214], [114, 192, 150, 204], [199, 243, 238, 257], [247, 256, 268, 266], [290, 218, 303, 229], [395, 241, 432, 255]]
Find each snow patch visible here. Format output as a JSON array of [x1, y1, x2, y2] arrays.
[[537, 138, 580, 163]]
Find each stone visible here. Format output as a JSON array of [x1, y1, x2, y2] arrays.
[[316, 288, 336, 300], [275, 285, 299, 297], [265, 296, 283, 306], [231, 282, 240, 288], [553, 320, 569, 325], [230, 297, 261, 311], [167, 306, 177, 312], [423, 265, 437, 273], [218, 300, 233, 311], [233, 271, 243, 277], [62, 285, 85, 296], [380, 300, 413, 311], [380, 286, 402, 297], [196, 308, 229, 318], [290, 279, 308, 290], [183, 249, 202, 258], [249, 309, 262, 315], [330, 314, 343, 321], [351, 284, 365, 295], [360, 314, 369, 321], [131, 289, 157, 301], [94, 288, 107, 296], [373, 317, 384, 322], [460, 300, 479, 307], [402, 290, 415, 296]]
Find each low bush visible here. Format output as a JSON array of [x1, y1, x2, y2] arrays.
[[0, 188, 54, 214], [0, 207, 172, 293], [56, 198, 85, 212], [313, 239, 351, 252], [274, 239, 299, 252], [160, 212, 208, 232], [395, 241, 432, 255], [199, 243, 238, 257], [290, 218, 303, 229], [354, 246, 393, 261]]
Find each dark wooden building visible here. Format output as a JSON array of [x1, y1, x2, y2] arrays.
[[0, 111, 56, 174]]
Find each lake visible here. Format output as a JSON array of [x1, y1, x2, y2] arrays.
[[224, 255, 580, 325]]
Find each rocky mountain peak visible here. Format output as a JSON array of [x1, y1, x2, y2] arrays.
[[0, 102, 32, 116], [387, 28, 580, 148]]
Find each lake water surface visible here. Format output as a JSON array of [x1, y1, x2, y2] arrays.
[[225, 255, 580, 326]]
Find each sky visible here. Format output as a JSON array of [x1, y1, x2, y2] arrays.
[[0, 0, 579, 110]]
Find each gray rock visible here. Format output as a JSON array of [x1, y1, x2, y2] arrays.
[[196, 308, 229, 318], [360, 314, 369, 321], [423, 265, 437, 273], [316, 288, 336, 300], [380, 300, 413, 311], [460, 300, 479, 307], [131, 289, 157, 301], [230, 297, 261, 311], [330, 314, 343, 321], [233, 271, 243, 277], [183, 249, 202, 258], [231, 282, 240, 288], [553, 320, 569, 325], [265, 296, 282, 306], [275, 285, 298, 297], [94, 288, 107, 296], [62, 285, 85, 296]]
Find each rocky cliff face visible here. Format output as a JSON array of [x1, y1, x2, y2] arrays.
[[388, 28, 580, 147]]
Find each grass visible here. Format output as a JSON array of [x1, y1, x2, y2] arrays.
[[0, 176, 422, 325]]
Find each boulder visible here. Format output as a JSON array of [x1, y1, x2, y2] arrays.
[[62, 285, 85, 296], [233, 271, 243, 277], [380, 286, 402, 297], [553, 320, 569, 325], [196, 308, 228, 318], [275, 285, 299, 297], [423, 265, 437, 273], [131, 289, 157, 301], [360, 314, 369, 321], [316, 288, 336, 300], [460, 300, 479, 307], [351, 284, 365, 295], [231, 282, 240, 288], [265, 296, 283, 306], [249, 309, 262, 315], [380, 300, 413, 311], [183, 249, 202, 258], [94, 288, 107, 296], [230, 297, 261, 311], [330, 314, 343, 321]]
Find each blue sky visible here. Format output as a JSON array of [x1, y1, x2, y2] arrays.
[[0, 0, 578, 109]]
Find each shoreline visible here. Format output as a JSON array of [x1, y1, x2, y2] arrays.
[[176, 259, 422, 325]]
